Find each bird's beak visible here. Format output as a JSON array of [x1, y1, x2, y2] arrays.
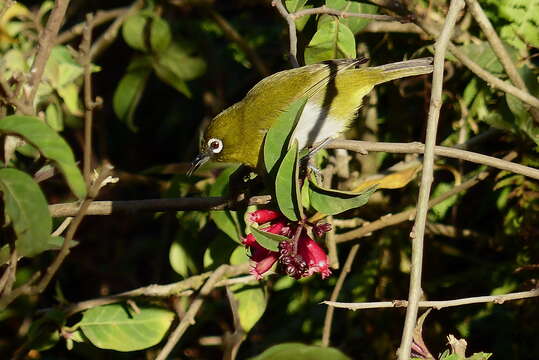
[[187, 152, 210, 176]]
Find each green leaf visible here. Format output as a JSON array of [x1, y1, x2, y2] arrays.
[[250, 225, 288, 252], [80, 304, 174, 352], [0, 115, 86, 199], [456, 41, 517, 75], [209, 166, 242, 243], [325, 0, 378, 33], [149, 15, 172, 53], [309, 180, 376, 215], [45, 102, 63, 131], [275, 140, 301, 221], [264, 97, 308, 175], [169, 240, 198, 278], [230, 283, 267, 332], [304, 18, 356, 64], [113, 56, 152, 132], [152, 40, 207, 97], [0, 168, 52, 263], [250, 343, 351, 360], [203, 235, 238, 270], [122, 13, 149, 52]]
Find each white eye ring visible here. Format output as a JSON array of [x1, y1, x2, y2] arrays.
[[207, 138, 223, 154]]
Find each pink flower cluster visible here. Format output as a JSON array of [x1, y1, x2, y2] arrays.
[[243, 209, 332, 280]]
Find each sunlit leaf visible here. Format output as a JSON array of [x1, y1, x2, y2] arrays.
[[275, 140, 301, 221], [0, 115, 86, 199], [230, 282, 267, 332], [309, 180, 376, 215], [325, 0, 378, 33], [264, 97, 307, 175], [250, 225, 288, 252], [304, 18, 356, 64], [80, 304, 174, 352]]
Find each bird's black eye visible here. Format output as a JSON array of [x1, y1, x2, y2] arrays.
[[207, 138, 223, 154]]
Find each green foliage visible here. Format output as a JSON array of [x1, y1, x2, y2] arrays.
[[250, 343, 351, 360], [0, 115, 86, 198], [0, 168, 51, 263], [264, 97, 308, 175], [304, 16, 356, 64], [209, 165, 243, 243], [308, 180, 377, 215], [250, 225, 288, 252], [79, 304, 175, 351], [275, 140, 301, 221], [230, 282, 268, 332]]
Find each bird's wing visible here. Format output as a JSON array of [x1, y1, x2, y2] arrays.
[[300, 57, 368, 100]]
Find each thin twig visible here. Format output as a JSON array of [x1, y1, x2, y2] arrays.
[[398, 2, 463, 359], [362, 21, 422, 33], [26, 0, 71, 110], [0, 248, 17, 295], [56, 7, 130, 44], [89, 0, 143, 60], [324, 288, 539, 310], [48, 195, 272, 217], [155, 265, 234, 360], [272, 0, 299, 67], [80, 14, 95, 185], [202, 8, 270, 77], [464, 0, 539, 123], [327, 140, 539, 180], [321, 244, 360, 347], [62, 264, 251, 316], [291, 7, 401, 22]]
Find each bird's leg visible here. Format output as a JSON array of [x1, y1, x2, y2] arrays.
[[300, 137, 333, 185]]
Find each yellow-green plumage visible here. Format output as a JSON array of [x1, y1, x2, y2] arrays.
[[197, 58, 433, 170]]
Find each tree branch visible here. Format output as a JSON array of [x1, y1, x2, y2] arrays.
[[324, 288, 539, 310], [272, 0, 299, 67], [155, 264, 245, 360], [327, 140, 539, 180], [26, 0, 71, 110], [290, 7, 402, 22], [398, 2, 463, 357]]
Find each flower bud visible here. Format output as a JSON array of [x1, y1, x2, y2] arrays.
[[248, 209, 281, 224]]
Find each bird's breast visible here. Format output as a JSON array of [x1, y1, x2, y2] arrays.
[[292, 101, 349, 150]]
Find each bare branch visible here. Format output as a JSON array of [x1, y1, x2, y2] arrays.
[[321, 244, 360, 347], [155, 264, 243, 360], [26, 0, 71, 110], [272, 0, 299, 67], [49, 195, 272, 217], [327, 140, 539, 180], [56, 7, 130, 44], [324, 288, 539, 310], [202, 8, 270, 77], [62, 263, 251, 316], [398, 1, 463, 357], [291, 7, 402, 22], [90, 0, 143, 60]]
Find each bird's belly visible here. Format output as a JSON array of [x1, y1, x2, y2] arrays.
[[292, 101, 348, 149]]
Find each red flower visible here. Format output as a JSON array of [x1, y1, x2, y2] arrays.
[[243, 211, 332, 280], [297, 233, 332, 279], [248, 209, 281, 224]]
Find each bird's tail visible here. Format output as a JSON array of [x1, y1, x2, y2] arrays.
[[371, 57, 433, 84]]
